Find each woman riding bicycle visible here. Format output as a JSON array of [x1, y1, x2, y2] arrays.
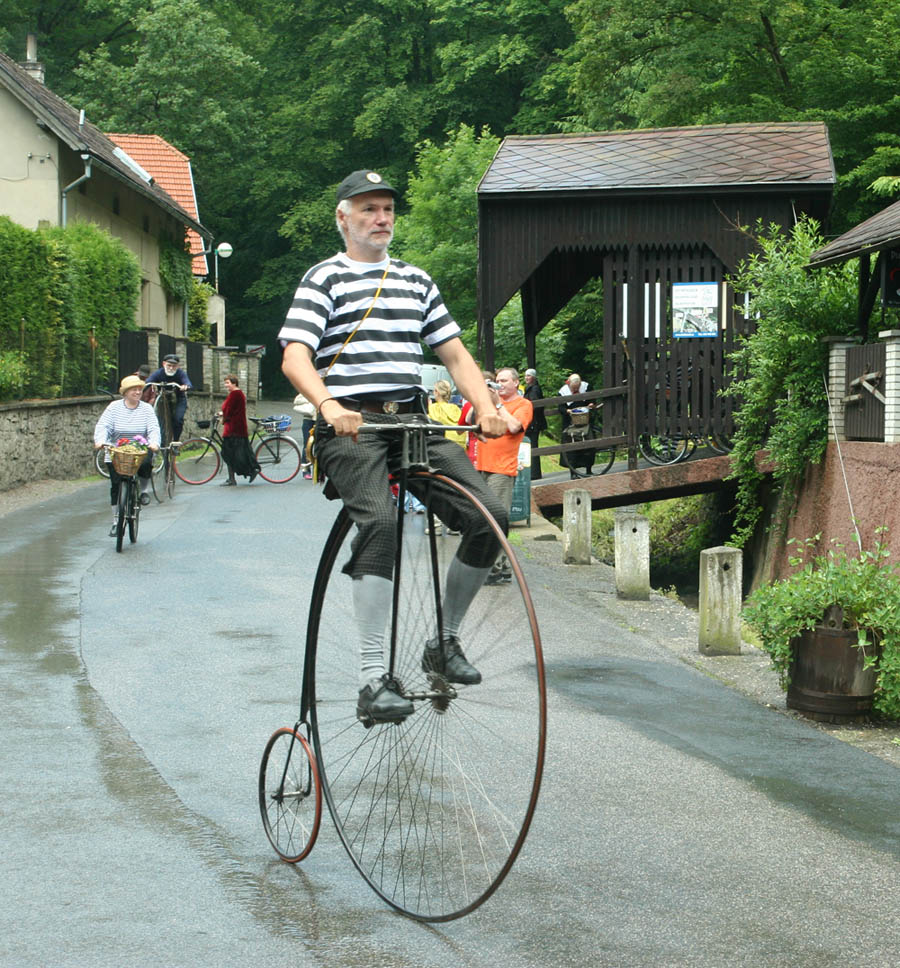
[[93, 375, 161, 534]]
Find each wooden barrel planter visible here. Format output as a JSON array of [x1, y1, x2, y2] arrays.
[[787, 606, 879, 723]]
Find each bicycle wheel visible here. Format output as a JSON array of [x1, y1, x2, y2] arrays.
[[258, 726, 322, 863], [128, 489, 140, 544], [709, 433, 733, 455], [638, 434, 690, 465], [174, 438, 221, 484], [594, 447, 616, 474], [115, 480, 129, 553], [308, 472, 546, 921], [166, 459, 176, 500], [255, 434, 302, 483], [95, 449, 110, 479]]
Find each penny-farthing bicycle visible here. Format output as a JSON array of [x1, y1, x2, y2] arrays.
[[258, 420, 546, 921]]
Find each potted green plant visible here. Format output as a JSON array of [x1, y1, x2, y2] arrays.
[[744, 532, 900, 722]]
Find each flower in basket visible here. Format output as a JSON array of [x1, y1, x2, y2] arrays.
[[115, 435, 149, 453]]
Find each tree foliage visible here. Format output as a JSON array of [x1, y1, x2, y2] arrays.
[[0, 217, 139, 399], [725, 219, 857, 546], [4, 0, 900, 399]]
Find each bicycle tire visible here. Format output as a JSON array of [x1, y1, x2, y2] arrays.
[[115, 480, 129, 553], [174, 438, 221, 484], [709, 434, 733, 455], [638, 434, 690, 465], [255, 434, 302, 483], [166, 460, 176, 500], [128, 488, 139, 544], [308, 472, 546, 922], [258, 726, 322, 863], [95, 449, 110, 479]]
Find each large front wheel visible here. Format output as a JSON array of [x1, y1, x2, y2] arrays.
[[174, 438, 221, 484], [255, 435, 302, 483], [308, 472, 546, 921]]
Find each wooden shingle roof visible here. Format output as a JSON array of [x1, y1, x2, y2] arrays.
[[808, 197, 900, 268], [0, 49, 209, 239], [108, 134, 209, 275], [479, 123, 835, 196]]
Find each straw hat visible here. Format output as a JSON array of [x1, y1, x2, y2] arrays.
[[119, 375, 145, 394]]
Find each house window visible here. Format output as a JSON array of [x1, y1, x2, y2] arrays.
[[112, 196, 120, 215], [143, 215, 150, 233]]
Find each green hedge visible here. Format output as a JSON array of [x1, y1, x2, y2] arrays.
[[0, 216, 140, 400]]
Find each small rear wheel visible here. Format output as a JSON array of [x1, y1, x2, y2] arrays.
[[166, 459, 176, 499], [258, 726, 321, 863], [174, 438, 221, 484], [255, 434, 302, 483]]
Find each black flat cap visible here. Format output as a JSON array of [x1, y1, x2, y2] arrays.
[[336, 170, 399, 204]]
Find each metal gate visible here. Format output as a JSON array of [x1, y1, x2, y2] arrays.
[[844, 343, 885, 441]]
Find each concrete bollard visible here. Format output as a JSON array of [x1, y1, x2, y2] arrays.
[[614, 510, 650, 600], [698, 546, 743, 655], [562, 489, 592, 564]]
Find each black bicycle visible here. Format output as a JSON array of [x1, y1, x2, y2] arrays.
[[175, 414, 303, 485], [104, 445, 144, 553], [258, 421, 547, 921]]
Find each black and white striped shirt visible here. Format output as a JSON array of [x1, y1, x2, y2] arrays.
[[278, 253, 460, 399]]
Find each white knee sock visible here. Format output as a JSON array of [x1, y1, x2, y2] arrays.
[[353, 575, 392, 688], [442, 557, 491, 638]]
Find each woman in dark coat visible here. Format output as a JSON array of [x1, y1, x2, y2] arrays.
[[218, 374, 260, 485]]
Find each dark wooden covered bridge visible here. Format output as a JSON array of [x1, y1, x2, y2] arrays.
[[476, 123, 835, 511]]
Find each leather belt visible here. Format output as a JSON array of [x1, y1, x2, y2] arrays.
[[341, 398, 417, 415]]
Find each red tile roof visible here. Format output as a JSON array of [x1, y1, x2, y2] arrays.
[[107, 133, 209, 276]]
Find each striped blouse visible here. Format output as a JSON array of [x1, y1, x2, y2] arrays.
[[93, 400, 161, 451], [278, 253, 461, 399]]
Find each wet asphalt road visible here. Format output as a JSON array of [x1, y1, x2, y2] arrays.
[[1, 473, 899, 967]]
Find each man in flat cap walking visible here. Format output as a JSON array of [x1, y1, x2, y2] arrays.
[[279, 170, 508, 726]]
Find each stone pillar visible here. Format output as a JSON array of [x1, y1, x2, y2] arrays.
[[698, 546, 742, 656], [879, 330, 900, 443], [825, 337, 856, 441], [614, 510, 650, 600], [562, 489, 592, 565]]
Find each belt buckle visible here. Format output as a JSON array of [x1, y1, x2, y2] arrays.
[[382, 401, 400, 415]]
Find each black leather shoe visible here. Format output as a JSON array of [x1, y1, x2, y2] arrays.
[[356, 675, 414, 727], [248, 469, 258, 483], [221, 479, 236, 486], [422, 635, 482, 685], [139, 493, 151, 506]]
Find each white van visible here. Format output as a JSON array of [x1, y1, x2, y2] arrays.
[[420, 363, 452, 394]]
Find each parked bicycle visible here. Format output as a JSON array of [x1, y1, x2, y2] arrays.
[[175, 414, 303, 485], [558, 405, 616, 479], [258, 421, 546, 921]]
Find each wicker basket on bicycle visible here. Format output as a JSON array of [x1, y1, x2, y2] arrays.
[[109, 445, 146, 476]]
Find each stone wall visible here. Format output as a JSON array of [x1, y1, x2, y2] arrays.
[[0, 392, 219, 493]]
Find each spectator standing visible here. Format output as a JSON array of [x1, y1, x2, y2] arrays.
[[428, 379, 466, 447], [523, 367, 547, 479], [471, 367, 532, 585], [217, 375, 260, 485], [293, 391, 316, 479]]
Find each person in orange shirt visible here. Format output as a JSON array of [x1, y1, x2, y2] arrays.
[[470, 367, 532, 584]]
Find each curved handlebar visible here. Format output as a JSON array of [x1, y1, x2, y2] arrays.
[[358, 420, 480, 434]]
